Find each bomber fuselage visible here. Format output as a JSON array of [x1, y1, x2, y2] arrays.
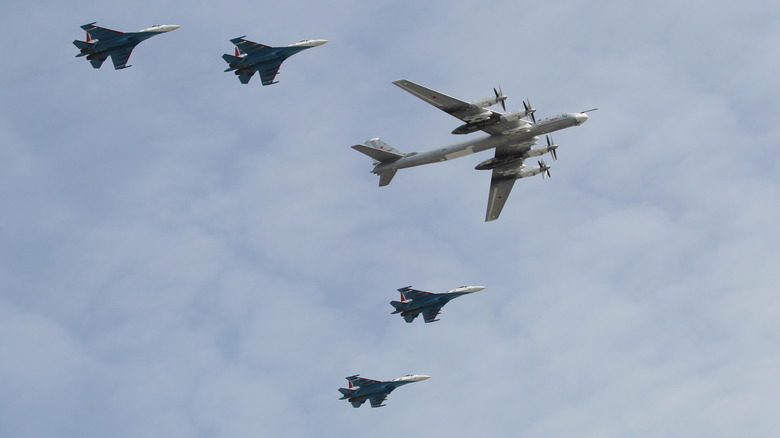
[[372, 112, 587, 174]]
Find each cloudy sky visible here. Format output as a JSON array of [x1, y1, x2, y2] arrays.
[[1, 0, 779, 436]]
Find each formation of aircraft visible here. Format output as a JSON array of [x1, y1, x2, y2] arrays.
[[73, 24, 327, 85], [222, 37, 328, 85], [72, 22, 593, 410], [352, 79, 595, 221], [339, 374, 430, 408], [391, 285, 486, 323], [73, 23, 180, 70]]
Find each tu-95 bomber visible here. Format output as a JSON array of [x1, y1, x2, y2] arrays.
[[352, 79, 595, 222]]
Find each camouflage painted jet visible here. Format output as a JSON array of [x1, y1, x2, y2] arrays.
[[390, 285, 486, 323], [339, 374, 430, 408], [351, 79, 595, 221], [222, 37, 327, 85], [73, 23, 180, 70]]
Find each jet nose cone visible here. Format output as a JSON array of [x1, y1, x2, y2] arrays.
[[163, 25, 181, 32], [312, 39, 328, 46], [471, 286, 486, 292], [575, 113, 588, 125], [415, 375, 431, 381]]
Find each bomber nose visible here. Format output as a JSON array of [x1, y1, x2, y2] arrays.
[[574, 113, 588, 125]]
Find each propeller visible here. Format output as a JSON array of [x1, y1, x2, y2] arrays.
[[523, 99, 537, 123], [493, 86, 507, 111], [546, 135, 558, 160], [538, 160, 551, 179]]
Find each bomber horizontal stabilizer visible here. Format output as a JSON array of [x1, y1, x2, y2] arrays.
[[351, 145, 403, 163]]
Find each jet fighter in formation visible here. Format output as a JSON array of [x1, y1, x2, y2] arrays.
[[73, 23, 180, 70], [339, 374, 430, 408], [222, 37, 328, 85], [352, 79, 594, 221], [391, 285, 486, 323]]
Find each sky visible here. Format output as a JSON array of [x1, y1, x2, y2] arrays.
[[1, 0, 779, 436]]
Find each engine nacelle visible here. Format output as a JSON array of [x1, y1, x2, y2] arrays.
[[475, 155, 524, 170], [500, 109, 532, 123]]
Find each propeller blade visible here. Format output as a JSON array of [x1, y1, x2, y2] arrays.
[[526, 98, 536, 123], [538, 160, 551, 178], [494, 86, 506, 111], [546, 136, 557, 160]]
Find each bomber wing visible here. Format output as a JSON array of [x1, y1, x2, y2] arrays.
[[484, 139, 537, 221], [485, 154, 528, 222], [393, 79, 535, 135], [393, 79, 500, 126], [369, 395, 388, 408], [80, 23, 124, 41]]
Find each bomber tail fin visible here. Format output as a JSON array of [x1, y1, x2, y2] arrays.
[[351, 138, 406, 186]]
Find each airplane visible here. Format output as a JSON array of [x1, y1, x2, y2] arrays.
[[73, 23, 180, 70], [351, 79, 595, 222], [390, 285, 486, 323], [222, 37, 328, 85], [338, 374, 430, 408]]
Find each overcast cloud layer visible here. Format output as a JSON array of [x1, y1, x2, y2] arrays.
[[1, 1, 779, 437]]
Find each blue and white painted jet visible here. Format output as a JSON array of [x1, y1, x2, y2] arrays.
[[73, 23, 180, 70], [390, 285, 486, 323], [338, 374, 430, 408], [222, 37, 327, 85], [352, 79, 595, 221]]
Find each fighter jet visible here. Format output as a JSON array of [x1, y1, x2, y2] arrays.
[[390, 285, 486, 323], [73, 23, 180, 70], [222, 37, 327, 85], [338, 374, 430, 408], [351, 79, 595, 222]]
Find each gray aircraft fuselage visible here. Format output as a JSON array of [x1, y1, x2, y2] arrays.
[[373, 112, 587, 173]]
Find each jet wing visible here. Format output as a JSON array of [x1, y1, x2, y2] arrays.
[[110, 47, 134, 69], [369, 395, 388, 408], [80, 23, 124, 41], [422, 307, 443, 323], [398, 287, 435, 301], [346, 375, 382, 388], [393, 79, 500, 125], [230, 37, 274, 55], [258, 61, 283, 85]]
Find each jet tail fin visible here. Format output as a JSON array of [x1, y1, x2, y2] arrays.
[[73, 40, 92, 50], [389, 300, 405, 312], [222, 53, 241, 65]]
